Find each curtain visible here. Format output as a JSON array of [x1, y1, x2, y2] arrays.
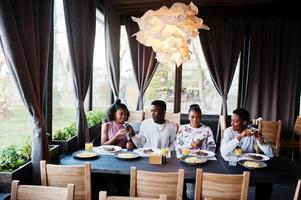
[[104, 1, 120, 100], [124, 17, 158, 110], [64, 0, 96, 147], [245, 20, 301, 137], [0, 0, 52, 183], [199, 18, 246, 116], [199, 18, 246, 147]]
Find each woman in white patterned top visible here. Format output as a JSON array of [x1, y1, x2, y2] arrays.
[[175, 104, 216, 153]]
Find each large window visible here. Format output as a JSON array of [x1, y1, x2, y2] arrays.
[[119, 26, 139, 110], [52, 0, 76, 131], [144, 64, 175, 112], [92, 10, 111, 110], [0, 46, 30, 149], [227, 57, 240, 113], [181, 37, 239, 114]]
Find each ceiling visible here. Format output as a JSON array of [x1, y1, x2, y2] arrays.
[[98, 0, 292, 16]]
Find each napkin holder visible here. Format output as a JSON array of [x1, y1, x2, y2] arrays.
[[149, 153, 163, 165]]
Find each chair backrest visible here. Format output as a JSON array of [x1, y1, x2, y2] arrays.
[[143, 112, 180, 128], [258, 120, 282, 156], [294, 179, 301, 200], [165, 113, 181, 128], [99, 191, 167, 200], [293, 116, 301, 138], [194, 169, 250, 200], [40, 160, 91, 200], [10, 180, 74, 200], [128, 110, 144, 123], [144, 111, 152, 120], [130, 167, 184, 200]]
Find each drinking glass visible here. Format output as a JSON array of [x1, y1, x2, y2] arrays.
[[85, 142, 93, 151], [228, 155, 238, 166], [161, 147, 169, 156], [182, 148, 190, 156]]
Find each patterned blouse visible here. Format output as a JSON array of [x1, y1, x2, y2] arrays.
[[175, 124, 216, 152]]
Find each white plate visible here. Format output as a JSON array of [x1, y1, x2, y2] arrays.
[[72, 151, 98, 159], [115, 152, 140, 160], [180, 156, 207, 166], [95, 145, 122, 153], [241, 153, 270, 161], [189, 150, 215, 158], [134, 148, 161, 157], [238, 159, 267, 169]]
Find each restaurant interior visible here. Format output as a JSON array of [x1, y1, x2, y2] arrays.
[[0, 0, 300, 200]]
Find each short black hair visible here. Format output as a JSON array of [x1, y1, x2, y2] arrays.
[[188, 104, 202, 115], [151, 100, 166, 111], [106, 99, 130, 121], [233, 108, 250, 123]]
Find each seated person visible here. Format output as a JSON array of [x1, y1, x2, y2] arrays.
[[221, 108, 273, 161], [130, 100, 177, 150], [175, 104, 216, 154], [101, 99, 134, 149]]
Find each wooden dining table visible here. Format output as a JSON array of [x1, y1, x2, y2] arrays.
[[59, 151, 301, 199]]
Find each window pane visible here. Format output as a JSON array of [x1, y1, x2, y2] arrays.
[[181, 37, 222, 114], [227, 56, 240, 113], [120, 26, 139, 110], [52, 0, 76, 131], [144, 64, 175, 112], [0, 46, 31, 149], [92, 10, 111, 110]]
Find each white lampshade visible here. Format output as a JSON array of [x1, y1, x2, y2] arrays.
[[132, 2, 209, 66]]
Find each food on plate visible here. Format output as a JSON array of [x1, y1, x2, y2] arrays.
[[195, 151, 208, 157], [184, 156, 204, 164], [246, 155, 263, 160], [76, 152, 96, 158], [117, 153, 137, 159], [243, 160, 261, 168], [143, 148, 154, 154], [102, 146, 115, 152]]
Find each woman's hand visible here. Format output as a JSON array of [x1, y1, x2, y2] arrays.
[[191, 140, 202, 148], [116, 129, 127, 137]]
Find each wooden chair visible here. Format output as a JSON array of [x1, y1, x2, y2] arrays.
[[130, 167, 184, 200], [165, 112, 181, 128], [99, 191, 167, 200], [258, 120, 282, 157], [144, 111, 180, 128], [194, 169, 250, 200], [128, 110, 144, 123], [10, 180, 74, 200], [40, 160, 91, 200], [294, 179, 301, 200], [143, 111, 152, 120], [281, 116, 301, 160]]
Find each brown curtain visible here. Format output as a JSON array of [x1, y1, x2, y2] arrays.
[[199, 18, 246, 116], [104, 1, 120, 100], [63, 0, 96, 147], [0, 0, 52, 183], [124, 17, 158, 110], [245, 20, 301, 137]]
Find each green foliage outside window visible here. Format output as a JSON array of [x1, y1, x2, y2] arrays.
[[53, 110, 105, 140], [0, 139, 31, 172]]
